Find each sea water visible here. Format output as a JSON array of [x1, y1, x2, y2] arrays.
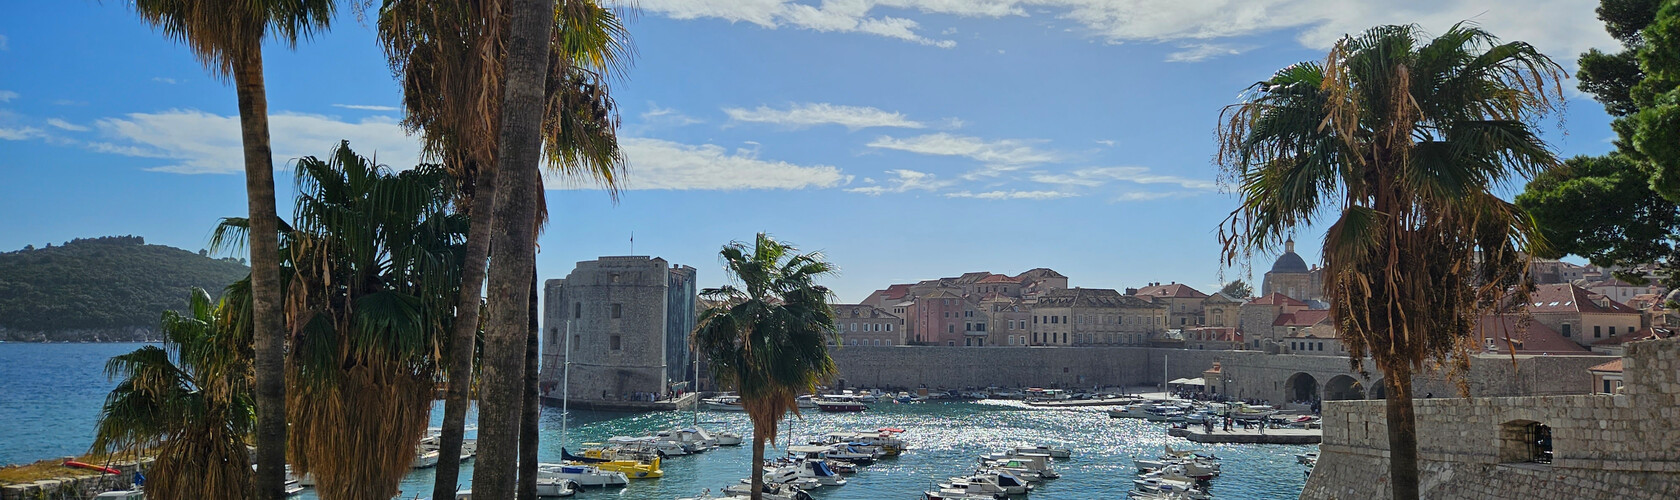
[[1, 343, 1314, 499]]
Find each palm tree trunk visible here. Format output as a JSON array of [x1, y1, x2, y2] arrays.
[[1385, 364, 1418, 500], [471, 0, 555, 496], [432, 161, 496, 499], [750, 433, 766, 500], [233, 47, 288, 500], [517, 267, 540, 500]]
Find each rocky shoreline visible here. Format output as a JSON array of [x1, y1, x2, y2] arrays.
[[0, 327, 161, 343]]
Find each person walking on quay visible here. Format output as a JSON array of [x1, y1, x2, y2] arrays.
[[1223, 416, 1232, 432]]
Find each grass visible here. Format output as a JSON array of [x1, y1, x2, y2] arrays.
[[0, 453, 146, 486]]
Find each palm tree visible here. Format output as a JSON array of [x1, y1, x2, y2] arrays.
[[693, 233, 840, 500], [376, 1, 631, 496], [213, 142, 468, 500], [91, 287, 255, 500], [126, 3, 333, 498], [1216, 24, 1563, 499]]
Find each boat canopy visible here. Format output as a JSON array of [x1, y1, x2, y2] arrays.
[[1167, 377, 1205, 386], [788, 445, 830, 454]]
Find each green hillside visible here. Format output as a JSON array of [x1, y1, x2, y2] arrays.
[[0, 236, 250, 338]]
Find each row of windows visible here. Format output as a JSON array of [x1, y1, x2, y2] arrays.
[[1291, 340, 1326, 352], [573, 302, 624, 319], [1036, 314, 1166, 326], [847, 322, 893, 332]]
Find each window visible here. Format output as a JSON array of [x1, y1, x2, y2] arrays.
[[610, 335, 622, 350], [1033, 332, 1039, 343], [1595, 325, 1602, 338], [948, 325, 955, 333], [1610, 326, 1617, 336], [1063, 316, 1069, 324], [574, 302, 582, 318], [886, 324, 893, 332], [1562, 324, 1572, 337], [611, 303, 622, 319], [850, 323, 858, 332]]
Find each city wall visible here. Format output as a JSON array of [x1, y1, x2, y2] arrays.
[[0, 459, 146, 500], [1301, 338, 1680, 500], [828, 346, 1612, 403]]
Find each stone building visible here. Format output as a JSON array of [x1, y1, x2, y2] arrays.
[[1583, 276, 1664, 305], [1473, 314, 1589, 355], [911, 290, 966, 345], [1527, 258, 1588, 284], [980, 294, 1033, 347], [1202, 292, 1243, 328], [541, 256, 695, 408], [1132, 282, 1209, 328], [1237, 292, 1310, 350], [831, 303, 904, 346], [1261, 239, 1323, 301], [1030, 288, 1165, 346], [1301, 337, 1680, 500]]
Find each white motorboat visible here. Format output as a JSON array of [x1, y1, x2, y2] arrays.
[[658, 429, 713, 453], [823, 430, 907, 456], [92, 489, 144, 500], [796, 395, 818, 409], [536, 477, 578, 497], [1144, 407, 1187, 422], [713, 431, 744, 446], [411, 448, 440, 469], [1134, 475, 1208, 500], [984, 454, 1059, 480], [284, 478, 304, 496], [703, 395, 747, 411], [607, 435, 688, 457], [1109, 404, 1152, 418], [722, 483, 813, 500], [923, 488, 1006, 500], [940, 471, 1032, 495], [1008, 444, 1071, 459], [790, 444, 877, 465], [765, 459, 847, 487], [537, 462, 629, 487], [1297, 452, 1319, 465]]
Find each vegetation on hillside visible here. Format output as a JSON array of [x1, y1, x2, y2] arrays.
[[0, 236, 249, 337]]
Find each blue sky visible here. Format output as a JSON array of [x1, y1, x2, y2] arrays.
[[0, 1, 1620, 302]]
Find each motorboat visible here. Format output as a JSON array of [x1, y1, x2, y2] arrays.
[[658, 429, 713, 453], [1008, 444, 1071, 459], [940, 471, 1032, 495], [535, 477, 579, 497], [796, 395, 818, 409], [823, 430, 907, 456], [1109, 404, 1152, 418], [722, 483, 813, 500], [814, 398, 868, 412], [703, 395, 747, 411], [1144, 407, 1187, 422], [1297, 452, 1319, 465], [411, 448, 441, 469], [764, 459, 847, 487], [983, 454, 1059, 480], [923, 487, 1007, 500], [284, 478, 304, 496], [561, 448, 663, 479], [536, 462, 629, 487], [1133, 475, 1208, 500], [788, 444, 876, 465], [92, 489, 144, 500], [607, 435, 688, 457]]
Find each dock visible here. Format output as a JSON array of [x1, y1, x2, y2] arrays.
[[540, 392, 699, 412], [1168, 426, 1321, 444], [1024, 397, 1140, 408]]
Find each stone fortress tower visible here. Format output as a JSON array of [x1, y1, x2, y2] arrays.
[[540, 256, 697, 410], [1262, 238, 1324, 301]]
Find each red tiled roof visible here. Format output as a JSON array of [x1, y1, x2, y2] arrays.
[[1591, 326, 1678, 346], [1274, 309, 1330, 327], [1135, 283, 1209, 299], [879, 284, 912, 299], [1588, 359, 1623, 373], [978, 274, 1017, 284], [1248, 292, 1307, 307], [1527, 284, 1639, 315], [1474, 315, 1590, 354]]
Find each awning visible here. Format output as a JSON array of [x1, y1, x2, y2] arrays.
[[1168, 378, 1206, 386]]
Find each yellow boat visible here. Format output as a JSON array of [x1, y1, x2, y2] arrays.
[[581, 456, 662, 479]]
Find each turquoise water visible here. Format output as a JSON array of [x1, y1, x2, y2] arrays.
[[2, 343, 1314, 498]]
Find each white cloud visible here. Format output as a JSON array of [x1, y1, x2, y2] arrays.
[[332, 104, 400, 112], [46, 118, 88, 132], [1033, 166, 1215, 190], [641, 104, 704, 126], [0, 90, 17, 103], [1165, 43, 1253, 62], [946, 190, 1078, 200], [1095, 139, 1116, 146], [725, 102, 924, 130], [844, 169, 953, 195], [867, 132, 1055, 165], [1113, 191, 1180, 202], [92, 109, 421, 174], [546, 137, 844, 190], [0, 126, 45, 141], [153, 77, 179, 85], [640, 1, 1615, 68]]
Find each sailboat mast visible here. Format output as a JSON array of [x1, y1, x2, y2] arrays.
[[562, 320, 572, 451]]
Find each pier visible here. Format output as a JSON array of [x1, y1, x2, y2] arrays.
[[1168, 426, 1322, 444]]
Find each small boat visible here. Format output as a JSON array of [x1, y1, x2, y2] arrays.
[[535, 477, 579, 497], [796, 395, 818, 409], [983, 454, 1059, 480], [703, 395, 747, 412], [562, 448, 663, 479], [1133, 475, 1208, 500], [284, 478, 304, 496], [1109, 404, 1152, 418], [814, 399, 867, 412], [1144, 407, 1187, 422], [923, 488, 1006, 500], [713, 431, 744, 446], [722, 482, 813, 500], [765, 459, 847, 487], [1297, 452, 1319, 465], [537, 462, 628, 487], [822, 430, 907, 456], [92, 489, 144, 500], [1008, 444, 1071, 459], [940, 471, 1032, 495], [411, 449, 441, 469]]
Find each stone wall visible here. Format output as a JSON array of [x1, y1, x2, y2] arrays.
[[827, 346, 1611, 403], [1301, 338, 1680, 499], [0, 460, 145, 500]]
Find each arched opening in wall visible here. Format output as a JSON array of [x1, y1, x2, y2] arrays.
[[1285, 372, 1319, 403], [1368, 379, 1387, 399], [1498, 420, 1553, 465], [1322, 375, 1365, 401]]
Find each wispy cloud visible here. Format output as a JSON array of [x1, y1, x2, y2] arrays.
[[639, 0, 963, 48], [725, 103, 924, 130], [547, 137, 846, 190], [0, 126, 46, 141], [93, 109, 421, 174], [1095, 139, 1116, 146], [46, 118, 89, 132], [867, 133, 1055, 166], [844, 169, 953, 195], [641, 104, 704, 127], [0, 90, 18, 103], [945, 190, 1078, 200], [1165, 43, 1253, 62], [152, 77, 179, 85], [1032, 166, 1215, 190], [331, 104, 400, 112]]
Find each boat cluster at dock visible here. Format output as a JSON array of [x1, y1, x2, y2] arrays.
[[1129, 445, 1222, 499], [675, 427, 911, 500], [922, 444, 1072, 500]]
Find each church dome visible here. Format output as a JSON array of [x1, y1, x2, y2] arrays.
[[1270, 239, 1309, 274]]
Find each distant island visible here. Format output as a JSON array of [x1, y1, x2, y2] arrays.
[[0, 235, 250, 342]]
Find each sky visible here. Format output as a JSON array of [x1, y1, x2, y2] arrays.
[[0, 0, 1623, 303]]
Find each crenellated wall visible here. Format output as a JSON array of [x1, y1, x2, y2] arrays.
[[1301, 338, 1680, 499]]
